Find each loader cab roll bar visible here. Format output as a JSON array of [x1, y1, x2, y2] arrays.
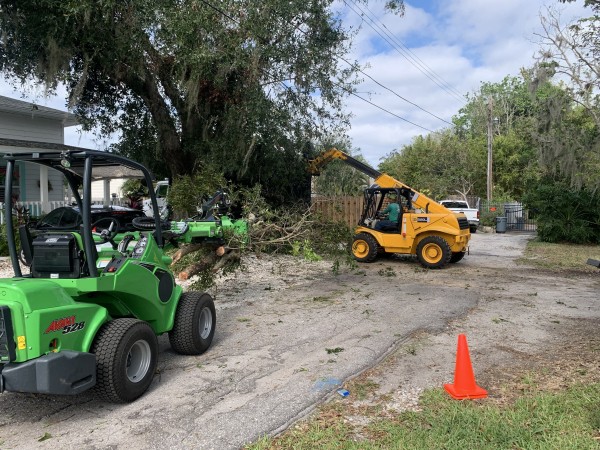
[[2, 145, 164, 278]]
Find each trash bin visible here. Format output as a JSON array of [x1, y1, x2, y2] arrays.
[[496, 216, 507, 234]]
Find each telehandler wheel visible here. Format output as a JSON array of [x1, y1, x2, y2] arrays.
[[416, 236, 451, 269], [169, 292, 216, 355], [450, 251, 466, 263], [92, 318, 158, 403], [352, 233, 379, 262]]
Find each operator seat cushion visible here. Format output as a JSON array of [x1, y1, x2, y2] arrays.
[[378, 210, 403, 232]]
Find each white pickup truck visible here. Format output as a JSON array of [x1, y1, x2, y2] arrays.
[[439, 200, 479, 233], [143, 179, 170, 219]]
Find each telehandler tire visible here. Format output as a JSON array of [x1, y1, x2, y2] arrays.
[[92, 318, 158, 403], [352, 233, 379, 262], [450, 251, 466, 263], [169, 292, 216, 355], [416, 236, 451, 269]]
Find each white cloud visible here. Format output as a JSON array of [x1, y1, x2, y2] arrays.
[[343, 0, 591, 167], [0, 0, 592, 169]]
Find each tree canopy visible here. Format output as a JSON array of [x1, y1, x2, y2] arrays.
[[0, 0, 389, 204], [378, 75, 540, 201]]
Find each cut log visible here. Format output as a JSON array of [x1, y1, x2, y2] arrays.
[[177, 248, 239, 280], [171, 243, 204, 265]]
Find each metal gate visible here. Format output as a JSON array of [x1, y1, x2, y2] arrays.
[[482, 201, 536, 232]]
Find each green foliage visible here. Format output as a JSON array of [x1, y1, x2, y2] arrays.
[[379, 71, 599, 205], [0, 0, 363, 204], [167, 167, 228, 219], [454, 75, 535, 139], [451, 75, 539, 199], [479, 208, 503, 227], [379, 130, 485, 199], [492, 130, 539, 198], [232, 184, 353, 262], [291, 240, 322, 262], [528, 65, 599, 190], [305, 215, 353, 261], [313, 146, 370, 196], [119, 179, 145, 209], [120, 179, 146, 198], [522, 178, 600, 244], [0, 217, 23, 257], [532, 9, 600, 191], [0, 224, 8, 257]]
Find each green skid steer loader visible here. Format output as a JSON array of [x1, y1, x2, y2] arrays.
[[0, 149, 217, 403]]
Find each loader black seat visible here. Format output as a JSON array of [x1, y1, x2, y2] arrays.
[[31, 233, 85, 279], [378, 209, 403, 233]]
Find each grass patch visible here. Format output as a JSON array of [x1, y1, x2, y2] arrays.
[[248, 384, 600, 449], [313, 295, 333, 303], [326, 347, 344, 355], [377, 267, 397, 277], [346, 378, 380, 401], [365, 386, 600, 449], [518, 240, 600, 273]]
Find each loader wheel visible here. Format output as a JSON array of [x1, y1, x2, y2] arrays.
[[450, 251, 466, 263], [169, 292, 216, 355], [92, 319, 158, 403], [416, 236, 451, 269], [352, 233, 379, 262]]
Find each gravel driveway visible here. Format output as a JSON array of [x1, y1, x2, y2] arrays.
[[0, 232, 598, 449]]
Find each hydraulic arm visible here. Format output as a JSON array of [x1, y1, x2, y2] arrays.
[[308, 148, 452, 214]]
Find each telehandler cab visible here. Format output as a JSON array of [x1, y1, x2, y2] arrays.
[[309, 148, 471, 269], [0, 149, 216, 402]]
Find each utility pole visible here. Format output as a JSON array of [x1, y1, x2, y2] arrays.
[[486, 96, 493, 201]]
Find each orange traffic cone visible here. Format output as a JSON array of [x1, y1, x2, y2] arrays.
[[444, 334, 488, 400]]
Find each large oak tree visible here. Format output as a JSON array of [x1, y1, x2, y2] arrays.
[[0, 0, 403, 202]]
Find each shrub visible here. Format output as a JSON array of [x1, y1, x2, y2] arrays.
[[523, 178, 600, 244], [168, 167, 228, 219], [0, 220, 22, 258]]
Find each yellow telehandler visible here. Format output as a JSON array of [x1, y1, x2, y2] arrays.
[[309, 148, 471, 269]]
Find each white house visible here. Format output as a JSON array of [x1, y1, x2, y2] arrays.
[[0, 96, 127, 218], [0, 95, 77, 213]]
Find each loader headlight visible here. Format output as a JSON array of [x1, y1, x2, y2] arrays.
[[0, 306, 16, 363]]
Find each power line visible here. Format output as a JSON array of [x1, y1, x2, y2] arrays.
[[274, 4, 453, 127], [346, 0, 464, 102], [349, 91, 434, 132], [339, 56, 453, 126], [382, 28, 466, 100], [345, 0, 466, 104]]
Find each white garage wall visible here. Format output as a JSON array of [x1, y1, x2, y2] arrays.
[[0, 112, 63, 144]]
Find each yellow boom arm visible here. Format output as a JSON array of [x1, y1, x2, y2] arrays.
[[308, 148, 451, 214]]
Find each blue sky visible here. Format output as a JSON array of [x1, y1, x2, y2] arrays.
[[342, 0, 590, 165], [0, 0, 591, 167]]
